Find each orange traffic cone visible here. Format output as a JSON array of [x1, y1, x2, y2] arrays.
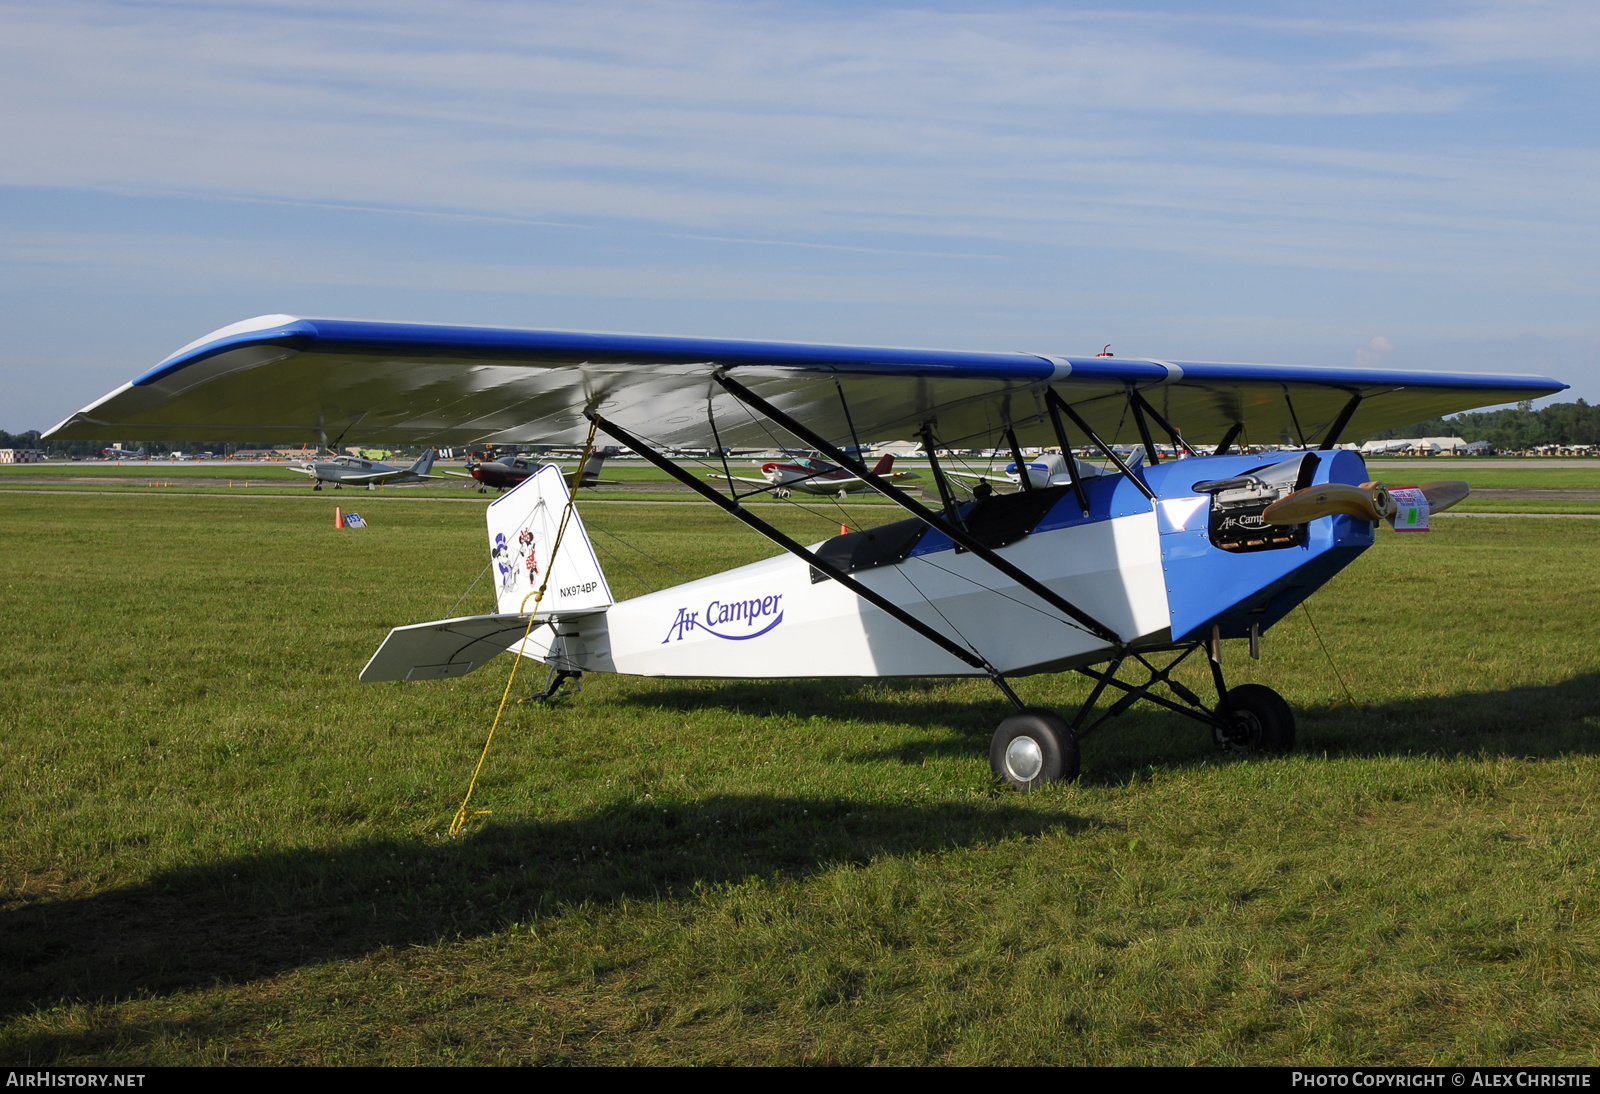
[[335, 506, 344, 529], [840, 522, 848, 535]]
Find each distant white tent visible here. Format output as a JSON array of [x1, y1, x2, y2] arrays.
[[1361, 436, 1479, 456]]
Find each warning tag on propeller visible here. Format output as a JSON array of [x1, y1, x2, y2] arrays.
[[1388, 487, 1429, 532]]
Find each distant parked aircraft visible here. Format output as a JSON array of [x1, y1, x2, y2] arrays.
[[290, 450, 439, 490], [710, 453, 918, 498], [443, 448, 620, 493]]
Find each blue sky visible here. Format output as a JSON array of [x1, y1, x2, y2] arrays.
[[3, 0, 1597, 431]]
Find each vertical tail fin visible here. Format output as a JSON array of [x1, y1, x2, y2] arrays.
[[871, 453, 895, 475], [410, 448, 437, 476], [573, 446, 617, 488], [487, 465, 612, 617]]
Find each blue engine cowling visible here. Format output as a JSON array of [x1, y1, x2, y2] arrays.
[[1144, 449, 1376, 642]]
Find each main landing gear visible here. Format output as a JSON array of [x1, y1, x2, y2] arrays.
[[991, 708, 1080, 790], [986, 641, 1295, 790]]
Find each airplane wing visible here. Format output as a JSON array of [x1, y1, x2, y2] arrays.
[[707, 473, 775, 484], [44, 314, 1566, 453], [439, 469, 477, 478], [328, 471, 411, 484]]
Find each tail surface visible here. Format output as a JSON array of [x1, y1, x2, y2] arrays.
[[487, 464, 612, 617], [871, 453, 895, 475], [410, 449, 436, 476], [572, 446, 617, 488]]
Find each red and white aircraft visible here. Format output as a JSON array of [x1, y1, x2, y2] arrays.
[[710, 453, 919, 498]]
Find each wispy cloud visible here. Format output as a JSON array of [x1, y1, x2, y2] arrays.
[[1, 1, 1598, 427]]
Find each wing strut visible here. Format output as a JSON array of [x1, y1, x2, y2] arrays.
[[1004, 427, 1033, 491], [1043, 389, 1157, 502], [1126, 383, 1162, 465], [918, 423, 965, 526], [713, 374, 1123, 648], [1043, 397, 1092, 517], [1129, 389, 1196, 458], [586, 411, 1027, 710], [1214, 422, 1243, 456], [1319, 393, 1363, 450]]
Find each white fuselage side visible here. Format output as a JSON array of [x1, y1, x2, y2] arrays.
[[514, 511, 1169, 678]]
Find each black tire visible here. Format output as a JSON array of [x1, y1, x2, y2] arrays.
[[1221, 683, 1296, 754], [990, 707, 1080, 790]]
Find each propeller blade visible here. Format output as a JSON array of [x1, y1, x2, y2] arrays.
[[1262, 482, 1393, 525], [1408, 480, 1471, 514]]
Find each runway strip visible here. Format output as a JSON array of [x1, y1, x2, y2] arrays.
[[5, 487, 1600, 518], [0, 488, 889, 508]]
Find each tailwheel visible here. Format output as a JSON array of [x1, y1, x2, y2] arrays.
[[1217, 683, 1296, 754], [990, 707, 1080, 791], [312, 482, 322, 491]]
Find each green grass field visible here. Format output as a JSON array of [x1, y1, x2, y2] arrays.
[[2, 492, 1598, 1064], [10, 457, 1600, 514]]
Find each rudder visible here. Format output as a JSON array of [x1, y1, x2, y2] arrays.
[[486, 464, 613, 617]]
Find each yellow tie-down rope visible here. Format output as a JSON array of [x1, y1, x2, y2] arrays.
[[449, 419, 600, 837]]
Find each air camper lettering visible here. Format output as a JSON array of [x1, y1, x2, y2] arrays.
[[663, 594, 784, 643]]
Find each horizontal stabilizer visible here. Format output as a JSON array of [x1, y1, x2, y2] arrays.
[[359, 613, 535, 682]]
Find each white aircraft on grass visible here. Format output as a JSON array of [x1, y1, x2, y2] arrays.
[[46, 315, 1563, 787], [289, 449, 440, 490], [709, 453, 919, 498]]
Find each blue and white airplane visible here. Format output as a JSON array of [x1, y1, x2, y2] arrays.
[[46, 315, 1564, 787]]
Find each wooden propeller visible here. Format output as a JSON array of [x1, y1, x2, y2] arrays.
[[1263, 482, 1390, 525], [1409, 480, 1471, 513], [1262, 480, 1470, 526]]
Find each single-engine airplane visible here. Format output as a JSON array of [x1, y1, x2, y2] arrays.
[[45, 315, 1565, 787], [710, 452, 919, 498], [101, 445, 144, 459], [946, 451, 1109, 493], [443, 447, 620, 493], [291, 449, 439, 490]]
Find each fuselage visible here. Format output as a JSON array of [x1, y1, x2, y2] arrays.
[[760, 457, 871, 494], [516, 450, 1376, 679], [470, 456, 541, 491], [293, 451, 435, 487]]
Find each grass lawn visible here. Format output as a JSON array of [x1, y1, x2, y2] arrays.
[[1, 493, 1597, 1064]]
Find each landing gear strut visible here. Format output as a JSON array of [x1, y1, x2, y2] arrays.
[[986, 640, 1295, 789], [522, 667, 582, 705]]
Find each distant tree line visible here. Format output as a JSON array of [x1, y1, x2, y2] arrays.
[[1370, 399, 1600, 450], [0, 430, 275, 458]]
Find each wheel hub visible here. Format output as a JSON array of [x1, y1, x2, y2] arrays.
[[1218, 709, 1263, 752], [1004, 735, 1044, 782]]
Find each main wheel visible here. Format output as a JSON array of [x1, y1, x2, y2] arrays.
[[1218, 683, 1296, 754], [990, 708, 1080, 790]]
